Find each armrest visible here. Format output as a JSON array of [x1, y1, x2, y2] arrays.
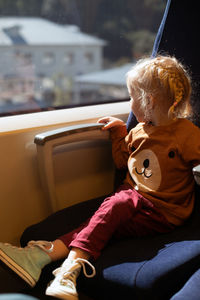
[[34, 123, 112, 212], [34, 123, 105, 146], [193, 165, 200, 185]]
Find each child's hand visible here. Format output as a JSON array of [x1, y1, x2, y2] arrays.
[[97, 116, 125, 130]]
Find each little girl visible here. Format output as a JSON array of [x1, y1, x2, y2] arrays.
[[1, 55, 200, 300]]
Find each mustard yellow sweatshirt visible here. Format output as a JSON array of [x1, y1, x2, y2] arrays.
[[110, 118, 200, 225]]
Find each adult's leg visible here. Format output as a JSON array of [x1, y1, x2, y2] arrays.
[[0, 295, 38, 300], [170, 269, 200, 300]]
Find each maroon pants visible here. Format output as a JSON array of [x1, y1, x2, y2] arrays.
[[59, 184, 174, 260]]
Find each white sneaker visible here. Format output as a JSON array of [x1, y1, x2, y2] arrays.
[[45, 258, 96, 300]]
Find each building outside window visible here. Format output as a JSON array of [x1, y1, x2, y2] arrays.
[[84, 52, 94, 65], [0, 0, 165, 117], [42, 52, 55, 65], [64, 52, 74, 65]]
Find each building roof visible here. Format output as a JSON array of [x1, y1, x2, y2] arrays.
[[76, 63, 134, 86], [0, 17, 106, 46]]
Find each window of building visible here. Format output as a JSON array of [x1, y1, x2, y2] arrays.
[[0, 0, 165, 117], [42, 52, 55, 65], [64, 53, 74, 65], [15, 51, 32, 65], [84, 52, 94, 65]]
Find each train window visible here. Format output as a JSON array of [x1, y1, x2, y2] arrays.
[[0, 0, 165, 117]]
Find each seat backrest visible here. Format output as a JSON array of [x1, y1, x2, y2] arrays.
[[34, 123, 115, 213]]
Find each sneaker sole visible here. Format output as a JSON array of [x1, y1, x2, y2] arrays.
[[0, 249, 36, 287], [45, 292, 79, 300], [46, 287, 78, 300]]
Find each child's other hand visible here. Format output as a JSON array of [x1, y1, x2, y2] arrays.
[[97, 116, 125, 130]]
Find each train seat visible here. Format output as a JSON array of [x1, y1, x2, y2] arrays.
[[18, 123, 200, 300]]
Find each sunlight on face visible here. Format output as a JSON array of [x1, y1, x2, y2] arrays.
[[130, 96, 145, 123]]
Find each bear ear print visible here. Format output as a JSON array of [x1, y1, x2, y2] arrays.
[[168, 150, 175, 158]]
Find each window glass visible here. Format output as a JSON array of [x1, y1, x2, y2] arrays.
[[64, 52, 74, 64], [0, 0, 165, 117], [42, 52, 55, 65], [84, 52, 94, 65]]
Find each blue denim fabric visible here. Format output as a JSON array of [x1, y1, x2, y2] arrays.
[[170, 269, 200, 300], [0, 295, 38, 300]]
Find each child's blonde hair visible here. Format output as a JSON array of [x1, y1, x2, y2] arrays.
[[126, 55, 192, 120]]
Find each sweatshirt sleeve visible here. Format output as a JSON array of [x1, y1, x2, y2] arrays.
[[109, 124, 130, 169], [179, 121, 200, 167]]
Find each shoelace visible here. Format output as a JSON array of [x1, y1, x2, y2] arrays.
[[59, 268, 80, 287], [27, 240, 54, 253], [53, 258, 96, 287], [76, 258, 96, 278]]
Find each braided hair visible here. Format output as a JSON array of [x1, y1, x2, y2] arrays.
[[126, 55, 192, 120]]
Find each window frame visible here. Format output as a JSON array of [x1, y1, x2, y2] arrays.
[[0, 101, 130, 133]]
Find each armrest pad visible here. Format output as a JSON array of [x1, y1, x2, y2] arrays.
[[34, 123, 104, 146], [193, 165, 200, 185]]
